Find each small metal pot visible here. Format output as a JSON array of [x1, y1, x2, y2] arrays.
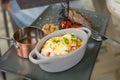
[[0, 26, 44, 58]]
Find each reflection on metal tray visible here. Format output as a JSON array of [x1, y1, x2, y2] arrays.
[[17, 0, 73, 9], [32, 4, 109, 34], [32, 5, 61, 27]]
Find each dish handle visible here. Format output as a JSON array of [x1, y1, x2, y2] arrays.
[[79, 27, 91, 37], [29, 49, 40, 64], [29, 49, 50, 64]]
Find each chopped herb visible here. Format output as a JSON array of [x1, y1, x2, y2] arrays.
[[52, 39, 60, 43], [78, 39, 82, 42], [65, 50, 69, 52], [71, 33, 76, 38], [64, 38, 69, 44]]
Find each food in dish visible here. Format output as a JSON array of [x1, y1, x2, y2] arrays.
[[60, 8, 92, 29], [40, 33, 83, 57], [42, 24, 59, 35]]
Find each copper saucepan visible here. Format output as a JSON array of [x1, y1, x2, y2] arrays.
[[0, 26, 45, 58]]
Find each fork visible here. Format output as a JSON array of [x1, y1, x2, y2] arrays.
[[90, 28, 120, 48]]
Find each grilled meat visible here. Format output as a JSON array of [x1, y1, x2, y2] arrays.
[[68, 8, 92, 28]]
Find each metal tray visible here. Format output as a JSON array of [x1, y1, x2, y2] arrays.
[[0, 4, 109, 80]]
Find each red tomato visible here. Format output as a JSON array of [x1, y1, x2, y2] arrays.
[[60, 20, 72, 29], [73, 23, 82, 28], [66, 23, 71, 28], [60, 21, 67, 29], [46, 52, 51, 56], [60, 20, 82, 29]]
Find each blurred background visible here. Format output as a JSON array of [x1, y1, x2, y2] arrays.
[[0, 0, 120, 80]]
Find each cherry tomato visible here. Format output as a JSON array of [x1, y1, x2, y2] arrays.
[[60, 21, 67, 29], [60, 20, 71, 29], [66, 23, 71, 28], [60, 20, 82, 29]]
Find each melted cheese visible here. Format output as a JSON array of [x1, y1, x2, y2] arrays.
[[40, 33, 82, 57]]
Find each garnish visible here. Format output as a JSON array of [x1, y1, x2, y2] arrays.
[[64, 38, 69, 44]]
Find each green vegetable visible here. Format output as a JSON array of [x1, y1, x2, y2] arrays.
[[52, 39, 60, 43], [71, 33, 76, 38], [64, 38, 69, 44]]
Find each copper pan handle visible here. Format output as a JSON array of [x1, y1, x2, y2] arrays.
[[0, 36, 13, 41], [0, 37, 19, 48]]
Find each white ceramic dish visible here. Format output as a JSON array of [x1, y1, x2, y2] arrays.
[[29, 27, 91, 72]]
